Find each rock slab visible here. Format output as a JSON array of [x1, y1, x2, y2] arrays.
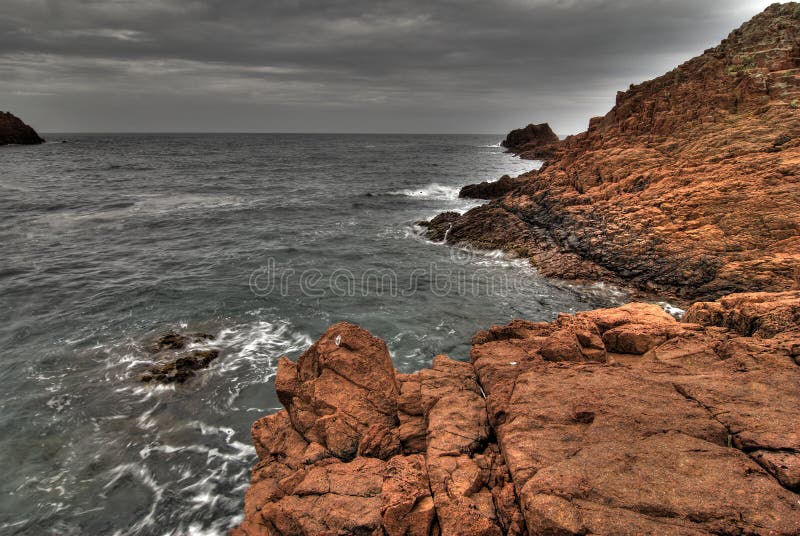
[[234, 291, 800, 535]]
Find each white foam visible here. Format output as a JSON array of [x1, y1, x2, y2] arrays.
[[389, 183, 461, 200]]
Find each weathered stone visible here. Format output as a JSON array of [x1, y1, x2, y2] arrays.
[[426, 4, 800, 301], [276, 322, 399, 461]]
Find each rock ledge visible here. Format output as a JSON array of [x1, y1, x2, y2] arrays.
[[234, 291, 800, 535]]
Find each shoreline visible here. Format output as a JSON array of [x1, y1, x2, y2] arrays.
[[234, 290, 800, 535], [233, 4, 800, 534], [418, 3, 799, 303]]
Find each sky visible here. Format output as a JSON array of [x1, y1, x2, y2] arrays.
[[0, 0, 784, 134]]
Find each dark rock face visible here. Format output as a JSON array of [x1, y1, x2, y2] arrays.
[[150, 331, 215, 353], [235, 292, 800, 535], [140, 330, 218, 384], [501, 123, 559, 157], [0, 112, 44, 145], [141, 349, 219, 384], [459, 175, 529, 200], [426, 3, 800, 302]]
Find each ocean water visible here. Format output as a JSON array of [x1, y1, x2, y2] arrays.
[[0, 134, 628, 535]]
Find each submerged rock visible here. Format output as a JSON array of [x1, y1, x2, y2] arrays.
[[234, 291, 800, 535], [0, 111, 44, 145], [150, 331, 215, 353], [140, 349, 219, 384], [140, 330, 218, 384]]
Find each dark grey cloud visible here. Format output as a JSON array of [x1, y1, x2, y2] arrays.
[[0, 0, 782, 133]]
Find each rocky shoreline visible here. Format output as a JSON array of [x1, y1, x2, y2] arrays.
[[234, 291, 800, 535], [233, 5, 800, 535], [422, 3, 800, 303]]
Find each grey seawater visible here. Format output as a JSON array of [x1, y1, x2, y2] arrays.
[[0, 134, 627, 535]]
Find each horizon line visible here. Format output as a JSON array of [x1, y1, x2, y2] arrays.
[[38, 131, 510, 136]]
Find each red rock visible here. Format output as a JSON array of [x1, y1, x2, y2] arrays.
[[381, 455, 436, 536], [275, 322, 399, 461], [426, 4, 800, 301], [236, 292, 800, 534], [470, 291, 800, 534], [685, 290, 800, 336]]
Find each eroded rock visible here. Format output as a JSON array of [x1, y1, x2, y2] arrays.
[[275, 322, 400, 461], [425, 4, 800, 301], [235, 291, 800, 535]]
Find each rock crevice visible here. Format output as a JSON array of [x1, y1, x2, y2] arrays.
[[234, 291, 800, 535]]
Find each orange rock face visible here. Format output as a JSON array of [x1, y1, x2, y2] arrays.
[[234, 292, 800, 535], [429, 3, 800, 301]]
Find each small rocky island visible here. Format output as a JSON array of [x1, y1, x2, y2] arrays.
[[234, 4, 800, 535], [0, 111, 44, 145]]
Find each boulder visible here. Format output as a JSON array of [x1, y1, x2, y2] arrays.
[[275, 322, 400, 460]]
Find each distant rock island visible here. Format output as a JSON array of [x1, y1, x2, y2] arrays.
[[0, 112, 45, 145]]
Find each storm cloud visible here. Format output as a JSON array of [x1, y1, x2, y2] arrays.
[[0, 0, 782, 133]]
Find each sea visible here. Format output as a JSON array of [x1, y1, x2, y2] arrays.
[[0, 134, 629, 535]]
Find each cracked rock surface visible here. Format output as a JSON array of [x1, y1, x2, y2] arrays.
[[234, 291, 800, 535]]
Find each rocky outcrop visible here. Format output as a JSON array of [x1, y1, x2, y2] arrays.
[[425, 3, 800, 301], [501, 123, 559, 158], [0, 111, 44, 145], [140, 330, 218, 384], [141, 349, 219, 384], [459, 175, 529, 200], [234, 291, 800, 535]]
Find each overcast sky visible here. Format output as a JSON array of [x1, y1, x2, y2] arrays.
[[0, 0, 782, 134]]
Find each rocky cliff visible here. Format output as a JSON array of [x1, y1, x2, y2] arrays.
[[425, 3, 800, 302], [0, 112, 44, 145], [233, 291, 800, 535]]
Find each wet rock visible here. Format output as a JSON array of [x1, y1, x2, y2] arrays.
[[150, 331, 215, 353], [0, 111, 44, 145], [140, 349, 219, 384], [459, 174, 528, 200]]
